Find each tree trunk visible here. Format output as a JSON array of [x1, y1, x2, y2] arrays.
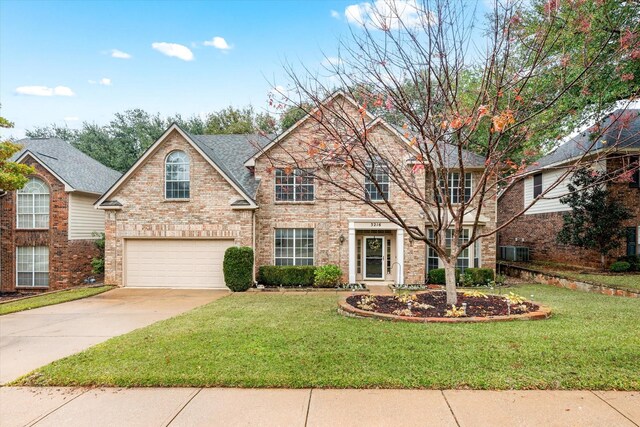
[[443, 261, 458, 305], [600, 253, 606, 271]]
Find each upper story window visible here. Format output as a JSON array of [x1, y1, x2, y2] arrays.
[[165, 151, 190, 199], [533, 173, 543, 198], [17, 177, 50, 229], [629, 155, 639, 189], [438, 172, 472, 204], [365, 166, 390, 201], [275, 168, 314, 201]]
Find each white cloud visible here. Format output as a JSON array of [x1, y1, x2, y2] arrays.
[[151, 42, 194, 61], [110, 49, 132, 59], [330, 9, 341, 19], [322, 57, 343, 67], [15, 85, 75, 97], [88, 78, 112, 86], [64, 116, 79, 121], [203, 36, 231, 50], [345, 0, 432, 30]]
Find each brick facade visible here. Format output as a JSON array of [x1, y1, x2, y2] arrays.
[[0, 155, 99, 292], [497, 155, 640, 268], [103, 130, 254, 286]]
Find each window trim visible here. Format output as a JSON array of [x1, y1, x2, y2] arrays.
[[533, 173, 543, 198], [274, 168, 315, 202], [16, 177, 50, 230], [438, 172, 473, 204], [364, 166, 390, 202], [164, 150, 190, 200], [16, 246, 49, 288], [273, 228, 315, 266]]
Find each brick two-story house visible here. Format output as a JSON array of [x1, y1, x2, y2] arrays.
[[96, 93, 497, 289], [0, 138, 121, 292], [498, 109, 640, 268]]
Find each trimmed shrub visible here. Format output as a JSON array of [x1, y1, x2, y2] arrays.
[[460, 268, 495, 287], [617, 255, 639, 272], [428, 268, 460, 284], [314, 265, 343, 288], [610, 261, 631, 273], [223, 246, 254, 292], [258, 265, 316, 287]]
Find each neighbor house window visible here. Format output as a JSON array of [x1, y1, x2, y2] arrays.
[[16, 246, 49, 287], [365, 166, 390, 201], [629, 156, 639, 188], [533, 173, 543, 198], [17, 177, 50, 229], [274, 228, 314, 265], [427, 228, 472, 273], [627, 227, 639, 256], [275, 169, 314, 201], [438, 172, 472, 204], [165, 151, 190, 199]]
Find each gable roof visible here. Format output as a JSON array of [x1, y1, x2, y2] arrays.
[[11, 138, 121, 194], [96, 124, 270, 209], [244, 91, 376, 167], [528, 108, 640, 173]]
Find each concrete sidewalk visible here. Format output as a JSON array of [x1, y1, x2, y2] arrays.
[[0, 289, 227, 384], [1, 387, 637, 427]]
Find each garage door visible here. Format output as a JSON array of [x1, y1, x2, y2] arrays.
[[125, 239, 235, 288]]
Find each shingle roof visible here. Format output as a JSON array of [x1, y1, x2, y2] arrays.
[[187, 133, 273, 199], [11, 138, 122, 194], [528, 109, 640, 172]]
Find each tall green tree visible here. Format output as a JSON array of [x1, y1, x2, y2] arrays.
[[0, 115, 35, 191], [557, 168, 633, 269]]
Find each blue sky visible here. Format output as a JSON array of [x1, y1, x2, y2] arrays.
[[1, 0, 489, 138]]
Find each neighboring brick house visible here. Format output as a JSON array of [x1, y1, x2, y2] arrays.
[[498, 109, 640, 268], [0, 139, 121, 292], [96, 93, 497, 289]]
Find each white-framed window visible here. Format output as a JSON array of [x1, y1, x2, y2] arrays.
[[365, 166, 390, 201], [533, 172, 543, 198], [17, 177, 50, 229], [165, 151, 190, 199], [427, 228, 478, 273], [274, 228, 314, 265], [627, 227, 639, 256], [439, 172, 472, 204], [275, 168, 314, 201], [16, 246, 49, 287]]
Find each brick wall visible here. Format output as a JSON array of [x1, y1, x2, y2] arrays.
[[104, 130, 254, 286], [254, 110, 497, 284], [0, 155, 99, 292], [497, 154, 640, 268]]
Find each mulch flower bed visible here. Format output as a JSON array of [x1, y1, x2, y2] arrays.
[[346, 291, 539, 318], [0, 291, 39, 303]]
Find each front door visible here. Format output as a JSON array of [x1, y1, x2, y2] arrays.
[[364, 236, 385, 280]]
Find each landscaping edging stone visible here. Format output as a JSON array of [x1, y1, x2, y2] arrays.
[[499, 262, 640, 298], [337, 294, 551, 323]]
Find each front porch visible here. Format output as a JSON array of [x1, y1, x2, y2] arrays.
[[348, 219, 404, 285]]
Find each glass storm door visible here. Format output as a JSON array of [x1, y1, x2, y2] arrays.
[[364, 237, 385, 280]]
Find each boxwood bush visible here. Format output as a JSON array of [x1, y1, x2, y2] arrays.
[[460, 268, 495, 286], [223, 246, 254, 292], [427, 268, 460, 284], [258, 265, 316, 287], [314, 264, 342, 288], [617, 255, 639, 272], [610, 261, 631, 273]]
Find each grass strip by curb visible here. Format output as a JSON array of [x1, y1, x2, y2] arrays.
[[0, 286, 114, 316]]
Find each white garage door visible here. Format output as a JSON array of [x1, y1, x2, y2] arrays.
[[125, 239, 234, 288]]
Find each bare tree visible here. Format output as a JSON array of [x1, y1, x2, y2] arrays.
[[263, 0, 639, 304]]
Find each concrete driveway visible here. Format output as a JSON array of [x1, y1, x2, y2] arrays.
[[0, 288, 227, 384]]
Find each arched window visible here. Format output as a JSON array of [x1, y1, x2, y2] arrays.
[[165, 151, 190, 199], [17, 177, 50, 229]]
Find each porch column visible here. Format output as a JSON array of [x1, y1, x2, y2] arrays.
[[348, 225, 357, 283], [396, 228, 404, 284]]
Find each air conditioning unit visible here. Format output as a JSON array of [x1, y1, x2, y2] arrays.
[[499, 246, 530, 262]]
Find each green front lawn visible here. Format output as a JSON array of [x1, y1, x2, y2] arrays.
[[0, 286, 114, 316], [16, 284, 640, 390]]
